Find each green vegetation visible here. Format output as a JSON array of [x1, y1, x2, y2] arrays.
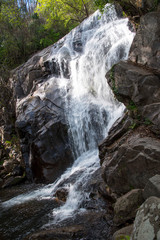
[[0, 0, 97, 74], [0, 0, 158, 81], [129, 121, 137, 129], [115, 235, 130, 240], [144, 118, 152, 125], [127, 100, 137, 111]]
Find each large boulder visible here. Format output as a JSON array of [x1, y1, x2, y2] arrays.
[[15, 87, 73, 182], [107, 61, 160, 130], [100, 113, 160, 195], [10, 41, 73, 183], [114, 189, 144, 225], [131, 197, 160, 240]]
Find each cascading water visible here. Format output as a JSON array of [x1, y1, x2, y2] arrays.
[[0, 5, 135, 239]]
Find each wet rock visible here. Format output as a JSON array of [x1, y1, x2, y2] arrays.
[[114, 189, 144, 225], [129, 11, 160, 71], [131, 197, 160, 240], [113, 224, 133, 240], [99, 112, 133, 164], [25, 225, 84, 240], [2, 175, 25, 188], [25, 211, 114, 240], [143, 174, 160, 200], [55, 187, 69, 202], [15, 89, 73, 182], [10, 42, 74, 182], [11, 47, 52, 98]]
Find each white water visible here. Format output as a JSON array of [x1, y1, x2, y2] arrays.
[[1, 5, 135, 223]]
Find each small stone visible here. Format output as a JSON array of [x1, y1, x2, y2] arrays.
[[55, 187, 69, 202]]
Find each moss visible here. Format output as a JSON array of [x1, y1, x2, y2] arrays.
[[115, 235, 130, 240], [144, 118, 152, 126], [129, 122, 137, 129], [127, 100, 137, 111]]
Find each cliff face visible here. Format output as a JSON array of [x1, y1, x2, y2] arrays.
[[99, 9, 160, 239], [9, 43, 73, 183]]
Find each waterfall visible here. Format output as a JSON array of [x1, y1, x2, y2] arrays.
[[0, 4, 135, 236]]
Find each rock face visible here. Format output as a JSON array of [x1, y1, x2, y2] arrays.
[[131, 197, 160, 240], [143, 175, 160, 200], [101, 121, 160, 195], [108, 61, 160, 130], [114, 189, 144, 225], [10, 42, 73, 183], [129, 12, 160, 71], [113, 224, 133, 240], [99, 10, 160, 196]]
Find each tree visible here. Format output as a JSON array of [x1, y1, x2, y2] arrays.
[[36, 0, 96, 29]]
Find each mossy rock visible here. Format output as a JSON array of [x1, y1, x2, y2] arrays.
[[115, 235, 130, 240]]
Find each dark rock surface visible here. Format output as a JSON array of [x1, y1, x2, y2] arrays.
[[25, 210, 114, 240], [10, 42, 74, 183], [114, 189, 144, 225], [100, 117, 160, 195], [129, 11, 160, 71], [2, 175, 25, 188], [108, 61, 160, 130], [143, 174, 160, 200]]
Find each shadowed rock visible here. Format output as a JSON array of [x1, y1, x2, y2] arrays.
[[143, 174, 160, 200], [114, 189, 144, 225]]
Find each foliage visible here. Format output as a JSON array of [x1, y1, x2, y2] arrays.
[[115, 235, 130, 240], [144, 118, 152, 125], [127, 100, 137, 111], [129, 121, 137, 129], [36, 0, 96, 30], [0, 0, 98, 73], [0, 0, 158, 78]]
